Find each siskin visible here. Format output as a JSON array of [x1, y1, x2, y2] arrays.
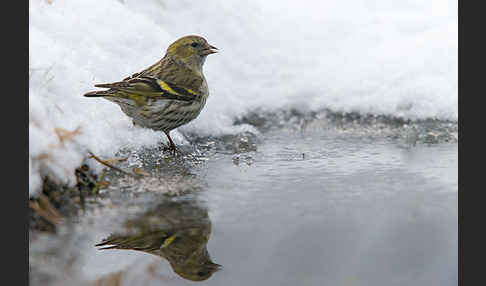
[[96, 200, 221, 282], [84, 35, 218, 154]]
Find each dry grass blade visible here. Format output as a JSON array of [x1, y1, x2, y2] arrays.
[[29, 194, 63, 225], [133, 167, 150, 176], [103, 157, 128, 165], [88, 151, 140, 178], [55, 126, 82, 145]]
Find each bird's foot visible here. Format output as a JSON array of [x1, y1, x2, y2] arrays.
[[163, 143, 188, 157]]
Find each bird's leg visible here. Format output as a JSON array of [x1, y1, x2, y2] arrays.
[[164, 131, 177, 155]]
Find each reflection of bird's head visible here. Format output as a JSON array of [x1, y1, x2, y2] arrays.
[[168, 245, 222, 281], [172, 260, 222, 281]]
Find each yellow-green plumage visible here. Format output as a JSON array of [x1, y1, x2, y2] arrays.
[[84, 35, 218, 153]]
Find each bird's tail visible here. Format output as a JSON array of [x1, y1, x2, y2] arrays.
[[84, 90, 112, 97]]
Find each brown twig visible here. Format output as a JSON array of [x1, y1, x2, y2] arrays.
[[88, 151, 138, 177]]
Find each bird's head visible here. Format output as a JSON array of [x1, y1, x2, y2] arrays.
[[172, 260, 222, 281], [166, 35, 218, 72]]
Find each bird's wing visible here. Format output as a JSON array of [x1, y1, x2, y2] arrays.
[[95, 76, 199, 102], [95, 231, 172, 251]]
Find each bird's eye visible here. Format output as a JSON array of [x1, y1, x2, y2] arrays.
[[191, 42, 199, 48], [197, 271, 205, 276]]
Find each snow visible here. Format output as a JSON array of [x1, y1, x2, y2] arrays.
[[29, 0, 457, 196]]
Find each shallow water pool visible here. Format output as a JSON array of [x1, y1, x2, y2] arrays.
[[29, 126, 458, 286]]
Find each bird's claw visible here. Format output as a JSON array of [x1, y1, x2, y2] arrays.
[[163, 143, 188, 157]]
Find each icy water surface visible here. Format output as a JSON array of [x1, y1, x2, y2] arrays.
[[29, 118, 458, 286], [202, 132, 457, 286]]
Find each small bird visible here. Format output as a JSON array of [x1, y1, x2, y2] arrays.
[[84, 35, 218, 154]]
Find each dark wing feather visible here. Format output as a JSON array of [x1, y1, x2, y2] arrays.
[[94, 76, 199, 102], [95, 231, 171, 251]]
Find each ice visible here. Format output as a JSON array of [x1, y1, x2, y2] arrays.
[[29, 0, 457, 196]]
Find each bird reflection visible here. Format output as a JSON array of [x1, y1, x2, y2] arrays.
[[96, 199, 221, 281]]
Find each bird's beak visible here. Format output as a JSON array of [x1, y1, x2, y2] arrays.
[[200, 44, 218, 56]]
